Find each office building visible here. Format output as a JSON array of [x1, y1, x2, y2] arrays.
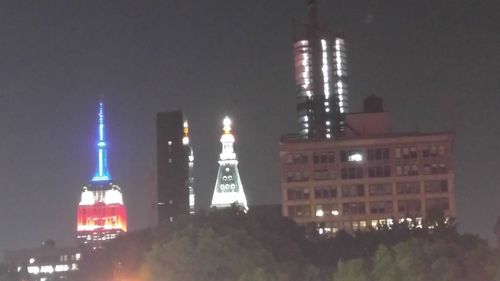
[[280, 96, 456, 233], [293, 0, 348, 139], [156, 111, 195, 224], [76, 100, 128, 246], [211, 117, 248, 210]]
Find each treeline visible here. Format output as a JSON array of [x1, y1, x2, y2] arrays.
[[98, 206, 500, 281], [3, 206, 498, 281]]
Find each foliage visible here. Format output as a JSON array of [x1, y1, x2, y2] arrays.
[[333, 236, 500, 281], [89, 206, 499, 281], [141, 225, 282, 281]]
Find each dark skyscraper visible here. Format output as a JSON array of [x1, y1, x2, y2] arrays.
[[156, 111, 195, 224], [293, 0, 348, 139]]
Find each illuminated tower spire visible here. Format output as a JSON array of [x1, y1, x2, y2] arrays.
[[210, 117, 248, 210], [92, 100, 111, 181]]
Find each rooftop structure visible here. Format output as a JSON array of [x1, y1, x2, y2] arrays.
[[211, 117, 248, 210]]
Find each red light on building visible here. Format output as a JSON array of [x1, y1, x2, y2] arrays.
[[77, 183, 128, 245]]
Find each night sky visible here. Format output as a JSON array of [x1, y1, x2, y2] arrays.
[[0, 0, 499, 255]]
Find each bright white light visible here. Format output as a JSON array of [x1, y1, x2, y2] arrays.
[[316, 209, 324, 217], [223, 116, 231, 129], [40, 265, 54, 274], [27, 266, 40, 275], [29, 258, 35, 264], [79, 189, 95, 205], [348, 153, 363, 162], [104, 188, 123, 205], [332, 210, 339, 216], [326, 133, 331, 139], [55, 265, 69, 272]]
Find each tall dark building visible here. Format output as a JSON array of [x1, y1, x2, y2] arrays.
[[293, 0, 348, 139], [156, 111, 194, 224]]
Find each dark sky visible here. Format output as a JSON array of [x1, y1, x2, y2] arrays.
[[0, 0, 499, 254]]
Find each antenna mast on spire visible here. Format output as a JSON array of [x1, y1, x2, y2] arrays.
[[92, 99, 111, 182]]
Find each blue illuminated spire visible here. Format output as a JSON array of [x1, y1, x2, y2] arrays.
[[92, 99, 111, 182]]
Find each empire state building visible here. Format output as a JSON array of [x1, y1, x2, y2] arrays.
[[76, 100, 127, 246]]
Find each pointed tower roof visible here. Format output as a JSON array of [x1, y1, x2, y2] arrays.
[[211, 116, 248, 211], [91, 99, 111, 182]]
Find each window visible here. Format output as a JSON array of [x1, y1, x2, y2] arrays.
[[398, 199, 422, 214], [285, 171, 309, 182], [424, 180, 448, 193], [367, 148, 389, 161], [395, 147, 417, 159], [313, 169, 335, 181], [285, 153, 308, 165], [340, 150, 364, 162], [318, 221, 340, 234], [341, 167, 364, 179], [368, 183, 392, 196], [288, 205, 311, 217], [313, 152, 335, 164], [396, 164, 419, 176], [341, 184, 365, 197], [423, 163, 447, 175], [396, 182, 420, 194], [287, 188, 310, 201], [315, 204, 340, 217], [314, 186, 337, 199], [426, 198, 450, 211], [368, 166, 391, 177], [422, 145, 445, 158], [342, 202, 366, 215], [369, 201, 393, 214]]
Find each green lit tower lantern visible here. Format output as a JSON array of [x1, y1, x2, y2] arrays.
[[210, 116, 248, 211]]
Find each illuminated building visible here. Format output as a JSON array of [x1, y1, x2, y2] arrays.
[[76, 100, 127, 245], [156, 111, 195, 224], [280, 96, 456, 234], [211, 117, 248, 210], [4, 240, 84, 281], [293, 0, 348, 140]]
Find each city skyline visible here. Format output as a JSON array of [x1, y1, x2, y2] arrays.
[[0, 0, 498, 254]]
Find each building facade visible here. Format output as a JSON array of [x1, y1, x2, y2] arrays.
[[4, 240, 84, 281], [76, 101, 127, 246], [280, 99, 455, 233], [156, 111, 195, 224], [211, 117, 248, 210], [293, 0, 348, 139]]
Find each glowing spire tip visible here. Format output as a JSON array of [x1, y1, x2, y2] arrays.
[[223, 116, 232, 134]]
